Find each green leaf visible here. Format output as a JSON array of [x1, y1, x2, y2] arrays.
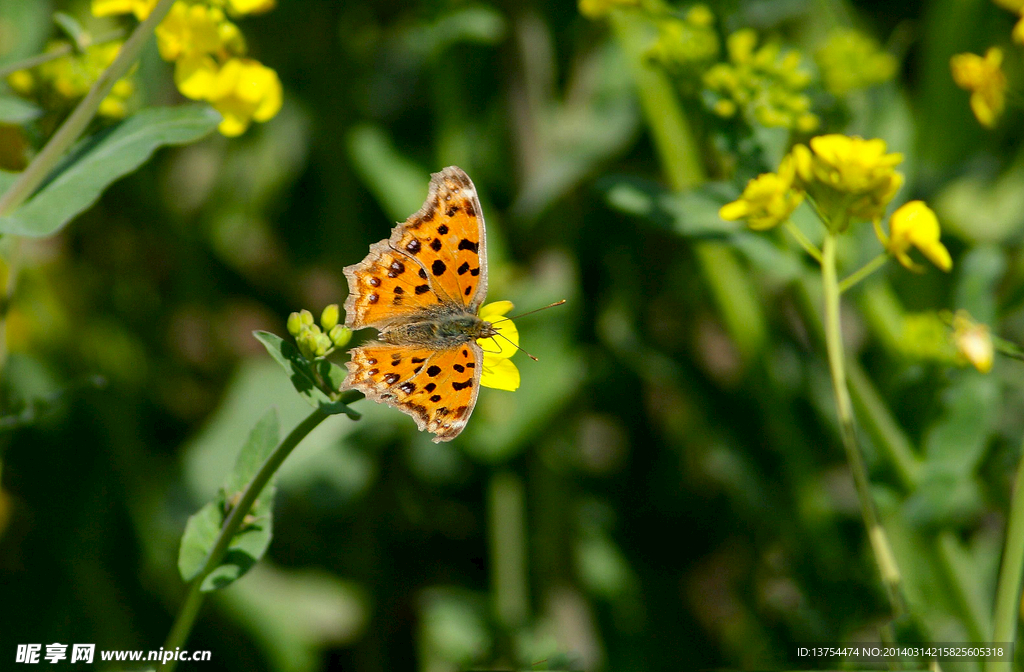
[[0, 105, 221, 237], [254, 331, 360, 419], [224, 408, 280, 496], [0, 96, 42, 124], [177, 500, 223, 582], [178, 409, 281, 590]]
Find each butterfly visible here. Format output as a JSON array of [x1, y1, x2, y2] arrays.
[[342, 166, 517, 442]]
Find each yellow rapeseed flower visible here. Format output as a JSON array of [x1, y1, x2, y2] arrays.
[[222, 0, 276, 15], [815, 29, 897, 96], [950, 48, 1006, 128], [156, 2, 232, 61], [951, 310, 994, 373], [13, 41, 134, 118], [719, 155, 803, 230], [91, 0, 157, 20], [477, 301, 520, 391], [205, 58, 282, 137], [791, 134, 904, 224], [875, 200, 952, 272]]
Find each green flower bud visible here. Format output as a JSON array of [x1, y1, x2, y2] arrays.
[[307, 323, 322, 336], [299, 309, 314, 327], [315, 332, 333, 357], [329, 325, 352, 348], [287, 311, 303, 337], [296, 331, 317, 360], [321, 303, 340, 331]]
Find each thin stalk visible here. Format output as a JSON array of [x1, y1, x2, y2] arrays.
[[989, 435, 1024, 672], [0, 30, 126, 80], [160, 406, 335, 671], [784, 220, 823, 263], [839, 253, 888, 293], [488, 471, 530, 629], [608, 9, 767, 362], [0, 0, 176, 216], [822, 232, 906, 617]]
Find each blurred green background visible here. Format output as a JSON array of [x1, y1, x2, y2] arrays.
[[3, 0, 1024, 670]]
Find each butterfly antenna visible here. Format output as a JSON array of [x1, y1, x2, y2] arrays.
[[489, 299, 567, 325], [489, 332, 539, 361]]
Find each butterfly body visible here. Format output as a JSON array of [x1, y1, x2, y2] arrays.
[[342, 166, 498, 442]]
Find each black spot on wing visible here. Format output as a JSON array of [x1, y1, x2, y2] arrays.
[[438, 224, 449, 235], [430, 239, 442, 252], [432, 260, 447, 276], [427, 366, 442, 377], [457, 262, 470, 275], [452, 379, 473, 391], [458, 239, 478, 253], [405, 239, 421, 254], [415, 284, 430, 295]]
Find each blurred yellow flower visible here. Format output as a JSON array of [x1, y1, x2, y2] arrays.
[[791, 134, 904, 223], [719, 155, 803, 230], [578, 0, 641, 20], [876, 200, 952, 272], [222, 0, 276, 15], [952, 310, 994, 373], [91, 0, 157, 20], [950, 48, 1006, 128], [646, 5, 719, 70], [156, 2, 233, 61], [703, 29, 818, 131], [478, 301, 520, 391], [205, 58, 282, 137], [815, 29, 897, 96], [10, 41, 134, 119]]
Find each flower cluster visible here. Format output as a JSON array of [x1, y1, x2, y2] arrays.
[[477, 301, 521, 391], [645, 5, 719, 72], [6, 41, 135, 119], [287, 305, 352, 360], [791, 134, 904, 224], [702, 29, 819, 132], [950, 47, 1006, 128], [721, 134, 952, 273], [93, 0, 282, 136], [814, 29, 897, 96]]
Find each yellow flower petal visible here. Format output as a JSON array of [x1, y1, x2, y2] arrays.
[[479, 300, 514, 321], [885, 200, 952, 272], [480, 356, 520, 391], [174, 54, 219, 100], [227, 0, 276, 14]]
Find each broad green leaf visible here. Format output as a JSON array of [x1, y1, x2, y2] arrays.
[[0, 97, 42, 124], [346, 124, 427, 222], [600, 177, 738, 238], [177, 500, 222, 582], [224, 407, 280, 495], [178, 409, 281, 589], [254, 331, 360, 419], [0, 105, 221, 237]]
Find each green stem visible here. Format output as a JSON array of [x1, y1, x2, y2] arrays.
[[839, 253, 888, 293], [609, 9, 767, 362], [0, 30, 126, 80], [488, 471, 530, 630], [784, 220, 823, 263], [0, 0, 175, 216], [989, 435, 1024, 672], [822, 232, 906, 617], [160, 405, 337, 671]]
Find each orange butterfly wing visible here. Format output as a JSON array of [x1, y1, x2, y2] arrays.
[[345, 341, 483, 442], [343, 166, 488, 330]]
